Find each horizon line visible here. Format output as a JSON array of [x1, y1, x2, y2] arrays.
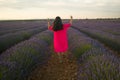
[[0, 17, 120, 21]]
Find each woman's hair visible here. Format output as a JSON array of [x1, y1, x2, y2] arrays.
[[52, 16, 63, 31]]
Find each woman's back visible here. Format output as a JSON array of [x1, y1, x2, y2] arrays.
[[48, 16, 72, 53], [49, 23, 71, 52]]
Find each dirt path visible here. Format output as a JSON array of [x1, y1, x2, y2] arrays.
[[27, 46, 78, 80]]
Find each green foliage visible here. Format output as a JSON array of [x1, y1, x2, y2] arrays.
[[0, 30, 53, 80], [0, 73, 2, 79], [74, 44, 92, 59], [73, 27, 120, 54], [105, 30, 120, 35], [79, 55, 120, 80], [40, 36, 51, 45], [0, 28, 47, 53]]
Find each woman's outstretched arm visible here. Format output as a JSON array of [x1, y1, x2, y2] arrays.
[[69, 16, 73, 25], [47, 18, 51, 29]]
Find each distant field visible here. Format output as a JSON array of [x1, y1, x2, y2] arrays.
[[0, 19, 120, 80], [73, 19, 120, 53], [0, 20, 47, 53]]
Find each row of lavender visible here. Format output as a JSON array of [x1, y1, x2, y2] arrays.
[[68, 28, 92, 58], [0, 20, 47, 36], [0, 21, 48, 53], [0, 30, 53, 80], [68, 28, 120, 80], [72, 19, 120, 53], [0, 27, 47, 53], [74, 19, 120, 36]]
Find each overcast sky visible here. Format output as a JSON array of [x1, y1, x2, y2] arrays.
[[0, 0, 120, 20]]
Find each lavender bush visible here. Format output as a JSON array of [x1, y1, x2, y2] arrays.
[[67, 27, 120, 80], [78, 48, 120, 80], [73, 19, 120, 53], [68, 28, 92, 59], [0, 20, 47, 35], [0, 26, 41, 36], [0, 27, 47, 53], [0, 30, 53, 80]]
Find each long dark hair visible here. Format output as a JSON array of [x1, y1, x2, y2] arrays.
[[52, 16, 63, 31]]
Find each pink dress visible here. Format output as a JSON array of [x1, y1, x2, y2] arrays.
[[48, 23, 71, 53]]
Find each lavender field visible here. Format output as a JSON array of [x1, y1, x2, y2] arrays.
[[0, 19, 120, 80]]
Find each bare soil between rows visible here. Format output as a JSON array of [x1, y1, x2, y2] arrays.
[[27, 45, 78, 80]]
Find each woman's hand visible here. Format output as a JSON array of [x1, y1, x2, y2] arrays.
[[48, 18, 50, 22], [47, 18, 50, 29], [70, 16, 73, 19]]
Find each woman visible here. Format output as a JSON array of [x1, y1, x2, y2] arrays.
[[48, 16, 73, 63]]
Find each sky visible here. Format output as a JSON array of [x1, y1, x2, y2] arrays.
[[0, 0, 120, 20]]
